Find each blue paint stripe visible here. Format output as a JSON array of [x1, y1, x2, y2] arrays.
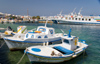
[[3, 38, 61, 43], [78, 39, 88, 46]]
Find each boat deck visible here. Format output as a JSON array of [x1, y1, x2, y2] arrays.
[[27, 44, 74, 57]]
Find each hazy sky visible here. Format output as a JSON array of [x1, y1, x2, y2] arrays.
[[0, 0, 100, 16]]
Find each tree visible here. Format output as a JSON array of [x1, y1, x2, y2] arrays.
[[12, 16, 17, 19], [36, 16, 40, 19], [8, 15, 17, 19], [32, 16, 36, 19]]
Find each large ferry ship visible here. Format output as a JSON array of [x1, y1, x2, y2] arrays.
[[52, 8, 100, 25]]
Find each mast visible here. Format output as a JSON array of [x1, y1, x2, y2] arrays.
[[72, 8, 76, 13], [27, 9, 30, 21], [78, 8, 82, 15], [59, 11, 62, 16], [71, 8, 76, 15], [27, 9, 29, 17]]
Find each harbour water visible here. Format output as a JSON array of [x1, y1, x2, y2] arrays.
[[0, 23, 100, 64]]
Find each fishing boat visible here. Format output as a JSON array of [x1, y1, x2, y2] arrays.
[[0, 26, 15, 39], [52, 8, 100, 25], [3, 25, 62, 50], [25, 29, 88, 63]]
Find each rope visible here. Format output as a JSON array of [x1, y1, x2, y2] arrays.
[[83, 49, 85, 64], [0, 41, 5, 48], [17, 48, 27, 64]]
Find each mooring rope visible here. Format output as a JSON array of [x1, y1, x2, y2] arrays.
[[0, 34, 5, 48], [83, 48, 86, 64], [0, 41, 5, 48], [17, 48, 27, 64]]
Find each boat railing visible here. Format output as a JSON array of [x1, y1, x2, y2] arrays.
[[27, 28, 36, 33], [79, 39, 86, 43]]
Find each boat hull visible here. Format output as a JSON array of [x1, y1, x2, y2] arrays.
[[27, 49, 86, 63], [4, 37, 61, 50], [26, 45, 88, 63], [27, 54, 72, 63]]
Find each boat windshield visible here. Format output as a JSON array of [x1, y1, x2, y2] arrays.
[[64, 39, 69, 44], [38, 28, 46, 32]]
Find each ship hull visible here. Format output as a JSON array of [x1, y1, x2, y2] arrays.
[[52, 20, 100, 25]]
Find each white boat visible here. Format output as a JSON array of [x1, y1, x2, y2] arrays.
[[52, 8, 100, 25], [0, 28, 6, 39], [25, 29, 88, 63], [3, 25, 62, 50], [0, 26, 15, 39]]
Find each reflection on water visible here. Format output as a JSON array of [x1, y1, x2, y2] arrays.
[[0, 23, 100, 64]]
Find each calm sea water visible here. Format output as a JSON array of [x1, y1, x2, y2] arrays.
[[0, 23, 100, 64]]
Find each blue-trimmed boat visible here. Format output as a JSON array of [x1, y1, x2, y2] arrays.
[[25, 29, 88, 63], [3, 26, 62, 50]]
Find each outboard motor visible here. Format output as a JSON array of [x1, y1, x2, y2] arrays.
[[7, 26, 14, 32], [4, 26, 15, 35]]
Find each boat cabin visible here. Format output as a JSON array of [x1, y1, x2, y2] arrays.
[[24, 26, 55, 39], [37, 26, 55, 36], [61, 36, 78, 51]]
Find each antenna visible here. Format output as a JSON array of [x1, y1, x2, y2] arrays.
[[45, 19, 48, 27], [68, 29, 71, 37]]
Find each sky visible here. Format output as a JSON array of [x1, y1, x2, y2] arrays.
[[0, 0, 100, 16]]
